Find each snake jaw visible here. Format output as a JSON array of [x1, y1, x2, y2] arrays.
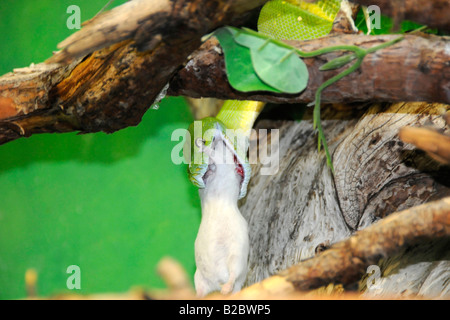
[[187, 118, 251, 199], [189, 163, 208, 189], [221, 134, 251, 199]]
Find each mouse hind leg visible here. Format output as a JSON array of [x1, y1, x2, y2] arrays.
[[194, 269, 213, 297], [220, 254, 247, 295], [220, 273, 235, 295]]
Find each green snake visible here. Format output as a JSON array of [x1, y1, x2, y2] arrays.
[[186, 0, 402, 199]]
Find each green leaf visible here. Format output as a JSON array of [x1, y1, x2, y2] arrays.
[[251, 46, 308, 93], [355, 8, 393, 35], [230, 27, 308, 94], [213, 28, 282, 93]]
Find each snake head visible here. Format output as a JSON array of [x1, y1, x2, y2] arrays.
[[184, 117, 251, 199]]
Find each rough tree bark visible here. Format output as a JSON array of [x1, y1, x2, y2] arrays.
[[169, 34, 450, 104], [1, 0, 449, 299], [399, 124, 450, 165], [231, 196, 450, 298], [33, 196, 449, 300], [0, 0, 267, 145], [1, 0, 449, 146], [236, 101, 450, 298], [2, 33, 449, 145]]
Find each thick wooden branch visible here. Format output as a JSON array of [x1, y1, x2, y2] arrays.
[[231, 196, 450, 296], [169, 33, 450, 104], [399, 127, 450, 165], [32, 196, 449, 299], [49, 0, 268, 64], [351, 0, 450, 31], [0, 0, 449, 146], [398, 111, 450, 164]]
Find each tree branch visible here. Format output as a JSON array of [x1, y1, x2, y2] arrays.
[[169, 33, 450, 104], [0, 0, 449, 146], [398, 110, 450, 165], [29, 196, 450, 299], [0, 0, 266, 145], [48, 0, 268, 64], [399, 126, 450, 165], [231, 196, 450, 296]]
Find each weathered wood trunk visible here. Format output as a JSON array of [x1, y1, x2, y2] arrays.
[[239, 102, 450, 297], [1, 0, 449, 299]]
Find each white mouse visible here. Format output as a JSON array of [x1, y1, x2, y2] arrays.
[[194, 135, 249, 297]]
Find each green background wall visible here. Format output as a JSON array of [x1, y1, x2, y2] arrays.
[[0, 0, 200, 299]]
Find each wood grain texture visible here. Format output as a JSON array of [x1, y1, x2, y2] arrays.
[[237, 193, 450, 297], [0, 0, 266, 145], [399, 125, 450, 164], [282, 196, 450, 292], [361, 238, 450, 298], [1, 1, 449, 147], [240, 111, 355, 286], [334, 102, 450, 229], [240, 102, 450, 295], [49, 0, 268, 63]]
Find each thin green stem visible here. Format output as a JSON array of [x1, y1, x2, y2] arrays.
[[240, 27, 366, 58], [241, 27, 403, 59], [364, 36, 404, 54], [407, 25, 428, 34], [279, 50, 297, 63], [309, 36, 402, 172], [234, 27, 404, 173], [295, 45, 366, 58], [257, 38, 271, 51], [313, 58, 362, 129], [313, 58, 363, 173]]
